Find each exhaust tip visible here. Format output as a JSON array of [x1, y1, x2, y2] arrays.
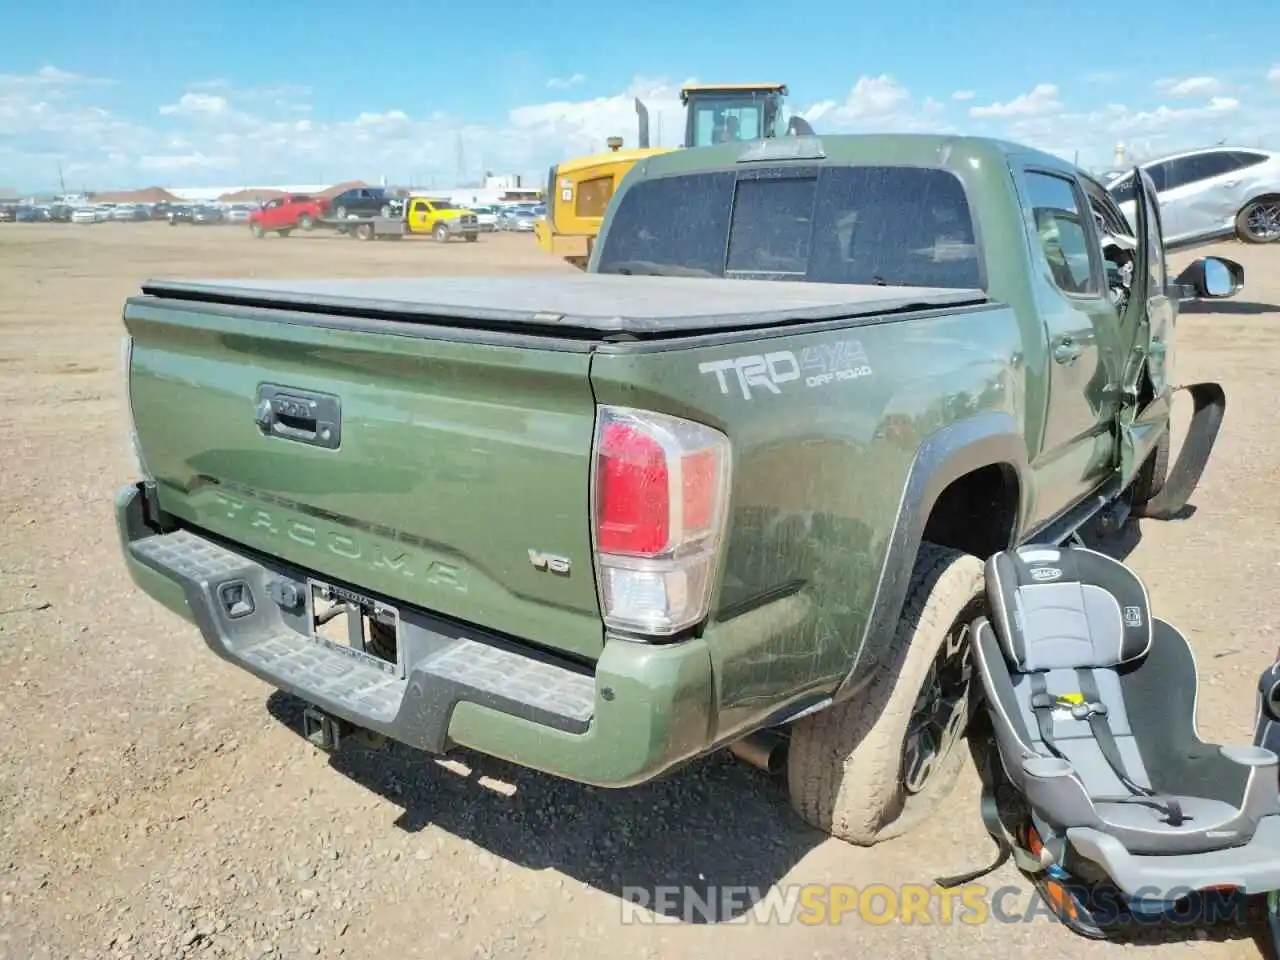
[[728, 730, 788, 776]]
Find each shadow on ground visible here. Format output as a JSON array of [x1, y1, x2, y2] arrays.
[[266, 689, 821, 921], [260, 508, 1254, 949], [1178, 299, 1278, 315]]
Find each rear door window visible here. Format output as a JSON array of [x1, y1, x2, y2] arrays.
[[594, 171, 735, 275], [597, 165, 982, 288]]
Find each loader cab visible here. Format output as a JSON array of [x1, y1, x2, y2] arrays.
[[681, 84, 791, 148]]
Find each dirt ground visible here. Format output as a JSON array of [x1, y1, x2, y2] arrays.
[[0, 223, 1277, 960]]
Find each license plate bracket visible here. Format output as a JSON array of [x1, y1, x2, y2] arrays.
[[305, 579, 401, 678]]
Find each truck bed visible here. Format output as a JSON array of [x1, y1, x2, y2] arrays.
[[137, 274, 989, 338]]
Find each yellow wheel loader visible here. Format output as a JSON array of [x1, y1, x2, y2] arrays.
[[534, 83, 814, 269]]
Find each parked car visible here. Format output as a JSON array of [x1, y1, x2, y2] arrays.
[[112, 134, 1235, 850], [15, 206, 48, 222], [112, 204, 144, 221], [1107, 146, 1280, 246], [71, 207, 98, 224], [223, 204, 255, 225], [0, 206, 15, 223], [192, 205, 224, 225], [327, 187, 405, 220], [93, 205, 113, 222], [167, 205, 195, 225], [467, 205, 499, 231], [507, 209, 538, 232], [249, 194, 327, 237]]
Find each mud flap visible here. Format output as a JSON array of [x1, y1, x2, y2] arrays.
[[1128, 381, 1225, 520]]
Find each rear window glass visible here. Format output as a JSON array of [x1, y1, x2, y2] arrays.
[[597, 165, 981, 288]]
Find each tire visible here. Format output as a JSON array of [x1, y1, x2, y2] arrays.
[[355, 223, 374, 241], [433, 223, 449, 243], [464, 233, 478, 243], [380, 204, 392, 218], [1235, 196, 1280, 244], [787, 542, 985, 845], [298, 214, 314, 230], [278, 229, 292, 238], [249, 222, 264, 238], [335, 205, 348, 220]]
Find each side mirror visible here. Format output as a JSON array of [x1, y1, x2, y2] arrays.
[[1173, 256, 1244, 300]]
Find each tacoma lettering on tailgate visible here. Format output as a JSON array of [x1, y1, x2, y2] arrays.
[[211, 491, 467, 591]]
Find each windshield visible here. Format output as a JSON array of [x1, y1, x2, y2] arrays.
[[687, 96, 776, 146], [596, 165, 982, 288], [431, 199, 456, 209]]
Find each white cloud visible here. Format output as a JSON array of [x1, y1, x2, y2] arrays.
[[4, 65, 1278, 192], [970, 83, 1062, 118], [1154, 75, 1229, 97], [137, 153, 230, 172], [354, 109, 408, 125], [1269, 65, 1280, 83], [546, 73, 586, 90], [951, 90, 976, 101], [159, 93, 229, 116], [802, 75, 950, 134]]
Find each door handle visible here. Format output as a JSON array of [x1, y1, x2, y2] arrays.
[[1052, 338, 1082, 365], [1222, 179, 1239, 188]]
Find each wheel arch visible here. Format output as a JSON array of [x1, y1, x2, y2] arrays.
[[832, 412, 1027, 704]]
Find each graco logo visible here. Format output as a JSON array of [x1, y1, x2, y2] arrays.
[[1029, 567, 1062, 582], [1123, 605, 1143, 627]]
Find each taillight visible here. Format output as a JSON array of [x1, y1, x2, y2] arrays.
[[591, 405, 731, 637]]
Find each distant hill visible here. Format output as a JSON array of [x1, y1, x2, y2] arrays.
[[93, 186, 182, 203]]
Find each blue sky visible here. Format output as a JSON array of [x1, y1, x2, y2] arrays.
[[3, 0, 1279, 191]]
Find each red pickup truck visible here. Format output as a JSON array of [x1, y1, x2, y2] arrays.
[[248, 194, 328, 237]]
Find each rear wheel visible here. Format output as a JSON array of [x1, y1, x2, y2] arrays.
[[1236, 196, 1280, 243], [464, 233, 478, 243], [335, 205, 348, 220], [433, 223, 450, 243], [278, 228, 293, 238], [787, 542, 984, 845], [380, 204, 392, 218], [355, 223, 374, 241], [298, 214, 314, 230]]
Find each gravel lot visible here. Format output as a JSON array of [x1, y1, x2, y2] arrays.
[[0, 223, 1277, 960]]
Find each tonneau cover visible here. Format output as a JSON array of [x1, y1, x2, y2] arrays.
[[138, 274, 988, 336]]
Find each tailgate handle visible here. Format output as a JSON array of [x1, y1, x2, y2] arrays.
[[255, 385, 342, 450]]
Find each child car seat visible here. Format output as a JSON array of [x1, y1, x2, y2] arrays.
[[953, 544, 1280, 937]]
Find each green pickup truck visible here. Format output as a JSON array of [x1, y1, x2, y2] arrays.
[[115, 134, 1241, 847]]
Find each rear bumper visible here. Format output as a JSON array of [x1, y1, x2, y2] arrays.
[[115, 483, 715, 787]]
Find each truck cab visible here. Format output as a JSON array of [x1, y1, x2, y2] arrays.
[[405, 197, 480, 243]]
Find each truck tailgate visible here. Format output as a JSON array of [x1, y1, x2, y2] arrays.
[[124, 299, 603, 661]]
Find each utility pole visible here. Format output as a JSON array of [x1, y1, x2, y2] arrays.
[[456, 132, 465, 186], [56, 161, 66, 198]]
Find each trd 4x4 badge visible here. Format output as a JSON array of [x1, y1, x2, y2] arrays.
[[699, 339, 873, 400]]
